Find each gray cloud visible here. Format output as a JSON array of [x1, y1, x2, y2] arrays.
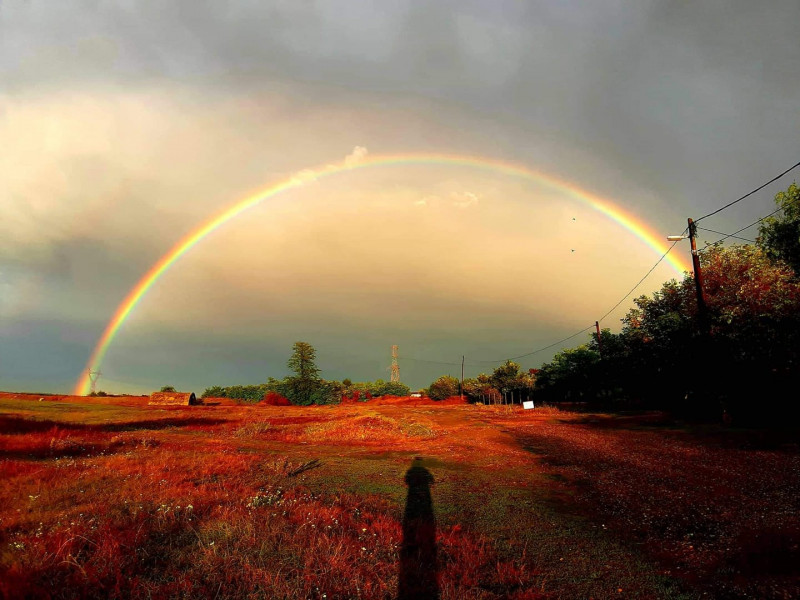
[[2, 0, 799, 392]]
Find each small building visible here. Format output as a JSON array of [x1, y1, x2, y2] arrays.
[[149, 391, 197, 406]]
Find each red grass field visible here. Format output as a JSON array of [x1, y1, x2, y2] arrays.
[[1, 392, 798, 599]]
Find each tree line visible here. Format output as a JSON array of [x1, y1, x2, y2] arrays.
[[197, 183, 800, 423], [202, 342, 411, 404], [533, 183, 800, 425], [426, 361, 536, 403]]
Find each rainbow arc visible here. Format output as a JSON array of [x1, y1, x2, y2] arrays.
[[74, 153, 690, 395]]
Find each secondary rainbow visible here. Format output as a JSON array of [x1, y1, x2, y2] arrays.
[[74, 153, 690, 395]]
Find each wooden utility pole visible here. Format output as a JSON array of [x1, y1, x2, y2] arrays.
[[595, 321, 602, 357], [687, 218, 709, 327]]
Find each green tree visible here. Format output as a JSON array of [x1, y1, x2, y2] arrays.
[[287, 342, 321, 381], [160, 385, 176, 392], [373, 381, 411, 397], [489, 360, 521, 392], [427, 375, 459, 401], [285, 342, 322, 406], [535, 345, 601, 403], [758, 182, 800, 275], [487, 360, 535, 403], [462, 376, 498, 403]]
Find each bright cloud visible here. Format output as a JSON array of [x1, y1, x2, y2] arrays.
[[452, 191, 479, 209], [345, 145, 369, 167], [289, 169, 319, 185]]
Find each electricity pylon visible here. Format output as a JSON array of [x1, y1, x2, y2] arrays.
[[390, 345, 400, 383], [88, 369, 102, 395]]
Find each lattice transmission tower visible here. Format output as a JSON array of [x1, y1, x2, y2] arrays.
[[390, 345, 400, 383], [88, 369, 102, 395]]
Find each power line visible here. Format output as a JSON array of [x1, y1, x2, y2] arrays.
[[402, 356, 464, 367], [698, 193, 800, 250], [472, 238, 683, 365], [597, 241, 681, 323], [697, 226, 755, 244], [374, 167, 798, 371], [694, 161, 800, 223], [471, 325, 596, 364]]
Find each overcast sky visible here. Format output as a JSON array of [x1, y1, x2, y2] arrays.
[[2, 1, 799, 394]]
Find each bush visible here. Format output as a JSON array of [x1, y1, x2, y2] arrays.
[[201, 384, 269, 403], [428, 376, 460, 401], [262, 392, 291, 406], [372, 381, 411, 397]]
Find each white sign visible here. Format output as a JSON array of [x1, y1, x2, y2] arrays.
[[523, 401, 535, 410]]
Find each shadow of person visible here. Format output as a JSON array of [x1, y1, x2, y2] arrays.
[[398, 457, 439, 600]]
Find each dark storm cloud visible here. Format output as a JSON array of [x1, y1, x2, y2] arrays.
[[4, 1, 797, 214]]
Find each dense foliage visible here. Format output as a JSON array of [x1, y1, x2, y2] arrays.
[[428, 361, 535, 403], [758, 182, 800, 276], [344, 379, 411, 400], [536, 181, 800, 425], [202, 384, 271, 403], [535, 240, 800, 424], [427, 375, 460, 401]]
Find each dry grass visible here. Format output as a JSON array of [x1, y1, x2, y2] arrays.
[[1, 393, 798, 598]]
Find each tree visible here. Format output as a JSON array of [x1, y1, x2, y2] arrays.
[[489, 360, 522, 392], [488, 361, 535, 403], [427, 375, 459, 401], [160, 385, 176, 392], [462, 376, 499, 404], [287, 342, 321, 381], [758, 182, 800, 275], [535, 243, 800, 421], [373, 381, 412, 397], [535, 345, 601, 403], [285, 342, 322, 406]]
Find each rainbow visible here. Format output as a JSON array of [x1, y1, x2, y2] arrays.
[[73, 153, 690, 395]]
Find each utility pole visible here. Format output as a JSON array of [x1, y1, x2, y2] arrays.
[[461, 355, 465, 398], [595, 321, 602, 357], [687, 218, 709, 328]]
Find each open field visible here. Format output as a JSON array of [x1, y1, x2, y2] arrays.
[[1, 393, 799, 599]]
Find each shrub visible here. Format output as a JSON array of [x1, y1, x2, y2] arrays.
[[428, 376, 460, 401]]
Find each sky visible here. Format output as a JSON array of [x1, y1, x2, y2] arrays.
[[2, 1, 799, 394]]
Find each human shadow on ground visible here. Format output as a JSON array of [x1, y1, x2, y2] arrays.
[[398, 457, 439, 600]]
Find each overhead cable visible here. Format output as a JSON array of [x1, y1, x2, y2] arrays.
[[698, 193, 800, 250], [597, 241, 681, 323], [697, 226, 755, 244], [471, 325, 596, 364], [694, 160, 800, 223]]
